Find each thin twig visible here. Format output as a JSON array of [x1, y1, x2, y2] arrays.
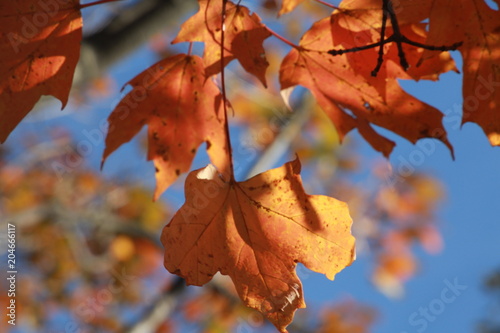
[[312, 0, 339, 10], [220, 0, 235, 181], [328, 0, 462, 76], [265, 26, 300, 49], [373, 0, 390, 75]]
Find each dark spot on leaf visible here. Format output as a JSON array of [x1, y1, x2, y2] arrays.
[[175, 169, 180, 176], [419, 128, 430, 136]]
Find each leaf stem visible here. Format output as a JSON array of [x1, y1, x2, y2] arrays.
[[80, 0, 122, 9], [265, 26, 299, 49], [187, 42, 193, 56], [312, 0, 339, 10], [220, 0, 235, 180]]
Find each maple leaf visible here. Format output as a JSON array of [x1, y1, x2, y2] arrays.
[[102, 54, 229, 199], [172, 0, 271, 86], [318, 300, 376, 333], [279, 0, 306, 16], [335, 0, 433, 29], [0, 0, 82, 142], [280, 14, 455, 157], [161, 158, 355, 332], [345, 0, 500, 146], [422, 0, 500, 146], [330, 9, 458, 83]]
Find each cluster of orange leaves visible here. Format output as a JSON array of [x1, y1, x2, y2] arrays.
[[1, 0, 499, 331]]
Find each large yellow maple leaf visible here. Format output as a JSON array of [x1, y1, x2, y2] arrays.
[[161, 158, 355, 332]]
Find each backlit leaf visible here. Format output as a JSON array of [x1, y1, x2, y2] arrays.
[[279, 0, 306, 16], [0, 0, 82, 142], [280, 14, 455, 157], [424, 0, 500, 145], [173, 0, 271, 86], [102, 54, 229, 199], [161, 158, 355, 332]]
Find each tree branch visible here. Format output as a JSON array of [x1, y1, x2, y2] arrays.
[[328, 0, 462, 76]]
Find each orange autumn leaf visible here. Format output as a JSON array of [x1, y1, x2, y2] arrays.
[[161, 158, 355, 332], [172, 0, 271, 86], [279, 0, 306, 16], [331, 13, 458, 82], [102, 54, 229, 199], [340, 0, 500, 145], [280, 14, 454, 158], [372, 251, 416, 297], [423, 0, 500, 145], [0, 0, 82, 142], [110, 235, 136, 262], [335, 0, 433, 29], [318, 300, 376, 333], [378, 251, 416, 281]]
